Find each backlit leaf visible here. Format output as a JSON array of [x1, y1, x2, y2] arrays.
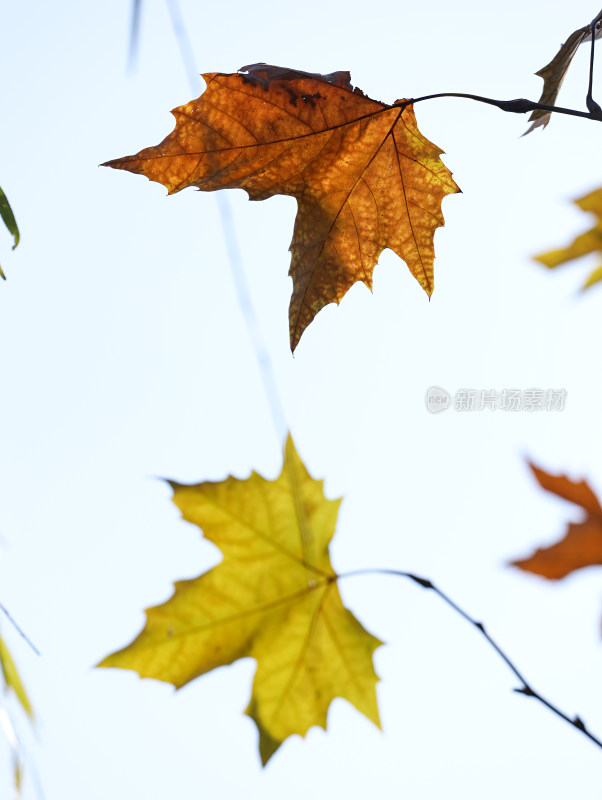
[[104, 63, 459, 350], [99, 435, 382, 764]]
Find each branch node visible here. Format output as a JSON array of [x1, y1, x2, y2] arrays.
[[407, 574, 434, 590], [514, 685, 535, 697], [496, 98, 535, 114]]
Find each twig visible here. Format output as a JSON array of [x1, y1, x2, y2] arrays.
[[164, 0, 288, 444], [396, 92, 602, 122], [0, 706, 46, 800], [165, 0, 199, 93], [0, 603, 39, 657], [338, 567, 602, 752], [586, 12, 602, 115], [126, 0, 288, 444], [127, 0, 142, 73]]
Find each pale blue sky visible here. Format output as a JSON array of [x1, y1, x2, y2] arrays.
[[1, 1, 602, 797]]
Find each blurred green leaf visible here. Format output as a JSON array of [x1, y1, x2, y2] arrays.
[[0, 186, 20, 280]]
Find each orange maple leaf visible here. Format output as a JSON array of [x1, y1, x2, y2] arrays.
[[511, 462, 602, 579], [104, 63, 459, 350]]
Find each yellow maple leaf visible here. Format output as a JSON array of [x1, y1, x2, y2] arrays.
[[99, 435, 382, 764], [534, 187, 602, 290], [103, 63, 459, 350]]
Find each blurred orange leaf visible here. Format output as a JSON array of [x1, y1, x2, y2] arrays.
[[511, 462, 602, 579], [534, 187, 602, 290], [99, 435, 382, 764], [104, 63, 459, 350]]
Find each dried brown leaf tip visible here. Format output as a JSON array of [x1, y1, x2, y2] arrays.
[[524, 20, 602, 135]]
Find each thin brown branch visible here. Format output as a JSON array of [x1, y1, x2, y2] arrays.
[[396, 93, 602, 122], [338, 567, 602, 752]]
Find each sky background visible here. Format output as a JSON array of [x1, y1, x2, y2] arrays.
[[1, 0, 602, 797]]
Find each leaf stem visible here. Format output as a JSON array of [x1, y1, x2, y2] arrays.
[[586, 12, 602, 115], [397, 93, 602, 122], [338, 567, 602, 752]]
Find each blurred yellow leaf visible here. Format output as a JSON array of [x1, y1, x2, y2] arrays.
[[14, 759, 21, 798], [99, 435, 382, 764], [0, 636, 32, 718], [534, 187, 602, 290]]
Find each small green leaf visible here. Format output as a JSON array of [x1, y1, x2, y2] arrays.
[[0, 186, 20, 280], [0, 187, 19, 250]]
